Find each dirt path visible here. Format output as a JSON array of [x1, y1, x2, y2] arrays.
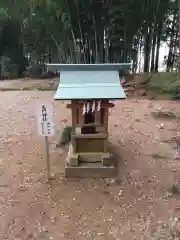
[[0, 79, 59, 91], [0, 91, 180, 240]]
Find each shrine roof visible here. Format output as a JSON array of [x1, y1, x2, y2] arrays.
[[46, 64, 130, 100]]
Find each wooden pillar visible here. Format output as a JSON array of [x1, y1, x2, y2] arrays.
[[71, 100, 76, 132], [104, 139, 108, 152], [71, 135, 77, 153], [103, 102, 109, 152], [95, 110, 100, 124], [71, 100, 77, 153], [79, 102, 84, 125], [104, 107, 109, 134]]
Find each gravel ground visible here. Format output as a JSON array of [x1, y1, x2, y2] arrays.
[[0, 91, 180, 240], [0, 79, 59, 91]]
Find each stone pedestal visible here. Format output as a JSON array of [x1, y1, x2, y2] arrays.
[[65, 144, 116, 178]]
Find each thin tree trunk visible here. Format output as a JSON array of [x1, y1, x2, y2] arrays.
[[65, 0, 78, 63], [138, 36, 143, 73], [171, 25, 178, 69], [155, 23, 162, 72], [104, 29, 109, 63], [151, 0, 161, 72], [150, 27, 157, 72], [99, 27, 104, 63], [20, 21, 25, 57], [92, 14, 99, 63], [132, 50, 138, 73], [75, 2, 86, 63], [178, 0, 180, 71], [49, 32, 65, 62], [167, 12, 176, 71], [144, 26, 152, 72]]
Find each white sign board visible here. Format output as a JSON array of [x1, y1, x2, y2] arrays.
[[37, 104, 55, 136]]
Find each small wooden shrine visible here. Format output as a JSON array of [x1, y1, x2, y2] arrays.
[[47, 63, 130, 177]]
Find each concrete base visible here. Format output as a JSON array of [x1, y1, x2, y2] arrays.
[[65, 162, 116, 178]]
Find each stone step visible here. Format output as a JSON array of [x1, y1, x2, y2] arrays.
[[79, 152, 111, 163], [79, 152, 103, 163], [65, 162, 116, 178]]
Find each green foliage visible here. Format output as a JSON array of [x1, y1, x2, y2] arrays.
[[169, 74, 180, 99], [144, 72, 180, 99], [168, 185, 180, 195], [41, 71, 56, 79], [58, 125, 72, 147], [28, 64, 44, 79], [151, 109, 176, 119], [0, 0, 176, 75], [23, 65, 55, 79], [6, 63, 18, 79]]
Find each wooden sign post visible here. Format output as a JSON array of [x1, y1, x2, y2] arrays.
[[37, 104, 54, 180]]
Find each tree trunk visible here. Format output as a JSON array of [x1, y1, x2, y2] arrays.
[[132, 48, 138, 73], [104, 29, 109, 63], [155, 23, 162, 72], [178, 0, 180, 71], [150, 27, 157, 72], [144, 26, 152, 72], [167, 12, 176, 71], [75, 2, 86, 63], [92, 14, 99, 63], [48, 45, 52, 63]]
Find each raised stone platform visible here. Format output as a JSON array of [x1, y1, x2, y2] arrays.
[[65, 162, 116, 178], [65, 142, 116, 177]]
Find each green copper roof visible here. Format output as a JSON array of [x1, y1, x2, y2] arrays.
[[47, 63, 131, 72], [48, 64, 130, 100]]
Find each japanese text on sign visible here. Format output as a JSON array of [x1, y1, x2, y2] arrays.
[[37, 104, 54, 136]]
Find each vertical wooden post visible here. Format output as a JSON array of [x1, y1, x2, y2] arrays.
[[45, 136, 51, 180], [104, 107, 109, 134], [71, 135, 77, 153], [79, 101, 84, 125], [71, 100, 76, 132], [71, 100, 77, 153], [103, 101, 109, 153], [96, 111, 101, 124]]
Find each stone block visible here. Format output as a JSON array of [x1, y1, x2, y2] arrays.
[[65, 162, 116, 178], [69, 153, 79, 166], [102, 152, 112, 166], [79, 152, 102, 163]]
